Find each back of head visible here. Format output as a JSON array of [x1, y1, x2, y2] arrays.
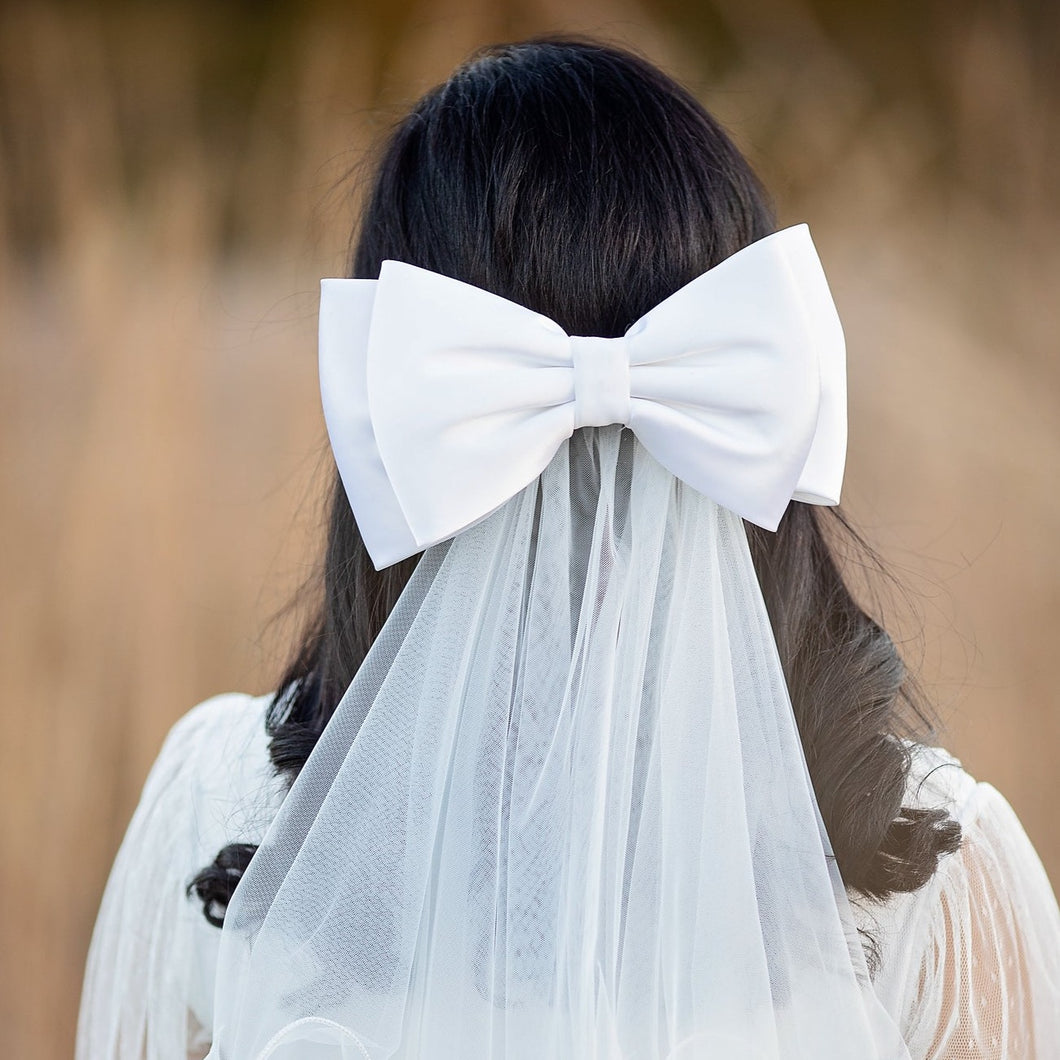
[[351, 39, 774, 334]]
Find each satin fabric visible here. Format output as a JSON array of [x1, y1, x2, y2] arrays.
[[319, 225, 846, 569]]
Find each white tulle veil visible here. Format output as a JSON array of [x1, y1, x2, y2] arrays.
[[205, 424, 911, 1059]]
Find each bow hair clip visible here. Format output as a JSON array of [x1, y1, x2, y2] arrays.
[[319, 224, 846, 569]]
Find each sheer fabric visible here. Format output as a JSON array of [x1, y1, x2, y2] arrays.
[[76, 433, 1060, 1058], [206, 428, 906, 1059]]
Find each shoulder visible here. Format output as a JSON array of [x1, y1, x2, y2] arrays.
[[900, 741, 980, 822], [861, 742, 1060, 1048], [162, 689, 272, 759], [149, 691, 285, 852], [78, 692, 286, 1058], [893, 743, 1048, 891], [110, 688, 284, 912]]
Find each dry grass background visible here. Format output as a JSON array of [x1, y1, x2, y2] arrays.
[[1, 1, 1058, 1056]]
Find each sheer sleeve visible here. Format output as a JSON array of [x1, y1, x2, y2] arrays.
[[76, 693, 281, 1060], [889, 780, 1060, 1059]]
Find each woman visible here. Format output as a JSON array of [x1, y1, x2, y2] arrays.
[[77, 38, 1060, 1059]]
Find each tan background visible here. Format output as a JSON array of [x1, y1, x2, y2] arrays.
[[1, 1, 1058, 1056]]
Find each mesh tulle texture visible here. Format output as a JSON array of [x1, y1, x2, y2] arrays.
[[868, 771, 1060, 1059], [206, 428, 910, 1059]]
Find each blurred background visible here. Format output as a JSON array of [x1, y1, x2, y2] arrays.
[[1, 0, 1058, 1055]]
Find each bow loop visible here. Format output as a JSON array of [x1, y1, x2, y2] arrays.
[[319, 224, 847, 570], [570, 335, 631, 428]]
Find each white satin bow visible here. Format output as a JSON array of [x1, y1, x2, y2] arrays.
[[319, 223, 846, 569]]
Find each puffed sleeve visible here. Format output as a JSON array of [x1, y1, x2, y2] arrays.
[[76, 693, 282, 1060], [879, 774, 1060, 1059]]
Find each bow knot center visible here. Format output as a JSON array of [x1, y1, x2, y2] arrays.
[[570, 335, 631, 429]]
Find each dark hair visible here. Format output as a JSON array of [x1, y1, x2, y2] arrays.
[[190, 38, 960, 940]]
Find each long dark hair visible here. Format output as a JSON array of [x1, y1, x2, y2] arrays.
[[191, 37, 960, 933]]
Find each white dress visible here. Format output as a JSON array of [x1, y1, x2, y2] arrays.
[[76, 692, 1060, 1060]]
